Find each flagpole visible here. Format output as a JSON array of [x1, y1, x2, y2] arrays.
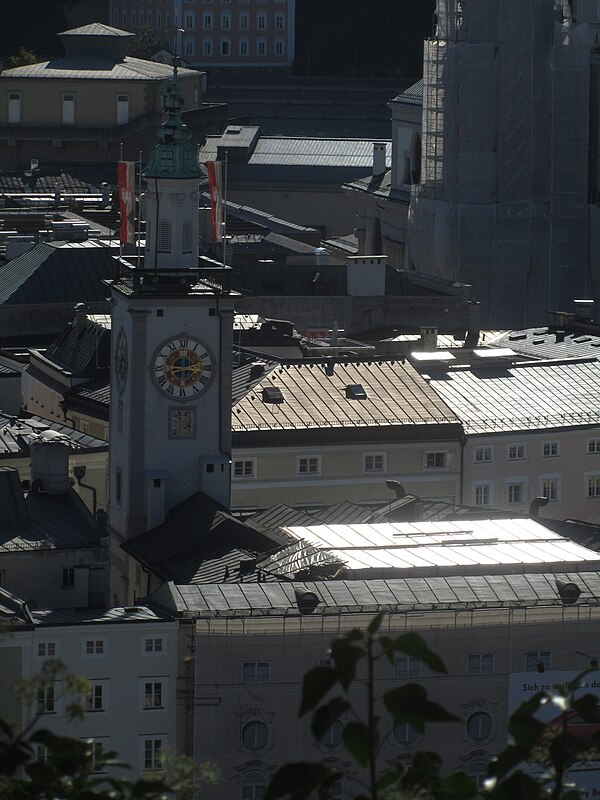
[[222, 152, 228, 270], [137, 150, 142, 268]]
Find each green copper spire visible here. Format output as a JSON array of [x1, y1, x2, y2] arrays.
[[143, 59, 202, 179]]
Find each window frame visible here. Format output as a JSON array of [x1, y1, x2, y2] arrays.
[[394, 656, 421, 680], [363, 452, 386, 473], [507, 443, 526, 461], [474, 446, 493, 463], [241, 661, 270, 684], [297, 455, 321, 476], [82, 638, 107, 658], [467, 653, 494, 675], [542, 441, 560, 458], [424, 450, 448, 469], [525, 650, 552, 671]]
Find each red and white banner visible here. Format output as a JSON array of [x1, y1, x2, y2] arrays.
[[117, 161, 136, 245], [207, 160, 223, 242]]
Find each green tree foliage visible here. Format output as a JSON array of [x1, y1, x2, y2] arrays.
[[264, 612, 600, 800], [1, 659, 219, 800], [129, 28, 160, 61], [8, 48, 38, 67]]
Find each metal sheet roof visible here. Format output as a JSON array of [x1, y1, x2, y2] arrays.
[[0, 413, 107, 455], [2, 56, 197, 81], [160, 571, 600, 615], [425, 357, 600, 434], [278, 518, 600, 574], [232, 358, 459, 432]]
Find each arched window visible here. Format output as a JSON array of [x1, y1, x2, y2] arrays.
[[319, 720, 343, 749], [182, 219, 193, 252], [241, 721, 268, 751], [241, 771, 266, 800], [394, 722, 418, 746], [158, 220, 172, 252], [466, 712, 492, 742], [467, 760, 489, 791], [372, 217, 382, 255]]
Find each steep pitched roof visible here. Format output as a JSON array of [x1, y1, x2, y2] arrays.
[[0, 241, 115, 306], [45, 314, 111, 376]]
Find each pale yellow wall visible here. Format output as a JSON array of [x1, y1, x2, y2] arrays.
[[231, 441, 461, 508], [2, 75, 199, 127]]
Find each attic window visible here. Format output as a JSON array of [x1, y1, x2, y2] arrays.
[[345, 384, 367, 400], [262, 386, 284, 404]]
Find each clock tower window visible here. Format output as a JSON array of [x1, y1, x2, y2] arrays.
[[182, 219, 192, 252], [158, 220, 172, 252]]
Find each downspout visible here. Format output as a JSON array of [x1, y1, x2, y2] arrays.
[[73, 465, 97, 516], [459, 432, 466, 506]]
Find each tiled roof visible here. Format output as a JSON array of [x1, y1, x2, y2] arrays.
[[424, 357, 600, 434], [0, 413, 107, 455], [45, 316, 111, 376], [232, 358, 459, 432], [155, 570, 600, 616], [392, 79, 423, 106], [0, 241, 115, 306], [2, 56, 197, 81], [121, 491, 291, 584]]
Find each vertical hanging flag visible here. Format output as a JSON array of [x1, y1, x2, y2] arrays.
[[207, 161, 223, 242], [117, 161, 136, 245]]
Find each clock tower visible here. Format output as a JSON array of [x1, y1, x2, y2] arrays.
[[107, 63, 235, 544]]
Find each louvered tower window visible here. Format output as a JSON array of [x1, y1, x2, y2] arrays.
[[158, 220, 171, 252]]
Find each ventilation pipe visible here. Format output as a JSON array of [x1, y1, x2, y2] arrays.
[[30, 437, 71, 494], [373, 142, 387, 177]]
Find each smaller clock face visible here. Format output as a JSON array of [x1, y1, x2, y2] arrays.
[[153, 336, 214, 399], [115, 327, 128, 396]]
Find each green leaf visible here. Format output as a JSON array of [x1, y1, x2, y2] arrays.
[[487, 770, 544, 800], [377, 767, 404, 791], [572, 692, 600, 722], [341, 721, 371, 767], [384, 684, 459, 732], [264, 763, 337, 800], [299, 666, 339, 717], [433, 771, 478, 800], [311, 697, 350, 740], [367, 612, 385, 635], [330, 639, 365, 690], [384, 632, 448, 674], [488, 744, 530, 780]]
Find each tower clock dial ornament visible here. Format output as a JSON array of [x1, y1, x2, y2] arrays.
[[152, 336, 214, 399], [115, 327, 129, 396]]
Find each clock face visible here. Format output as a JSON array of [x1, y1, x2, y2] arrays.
[[115, 327, 128, 396], [152, 336, 214, 399]]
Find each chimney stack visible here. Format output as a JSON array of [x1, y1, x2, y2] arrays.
[[373, 142, 387, 177], [30, 438, 71, 495], [74, 302, 88, 334], [420, 326, 438, 351]]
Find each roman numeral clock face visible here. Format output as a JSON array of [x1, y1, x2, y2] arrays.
[[152, 336, 214, 399]]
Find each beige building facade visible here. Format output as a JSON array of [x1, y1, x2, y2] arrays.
[[109, 0, 296, 69]]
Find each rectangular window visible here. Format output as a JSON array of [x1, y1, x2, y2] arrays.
[[394, 656, 421, 679], [239, 38, 249, 55], [62, 567, 75, 588], [143, 738, 163, 771], [62, 93, 75, 125], [170, 408, 195, 438], [221, 38, 231, 55], [83, 639, 106, 657], [185, 13, 195, 28], [525, 651, 552, 672], [116, 468, 122, 503], [541, 478, 559, 501], [508, 444, 526, 460], [257, 38, 266, 56], [297, 456, 320, 475], [474, 484, 491, 506], [88, 740, 106, 773], [37, 686, 55, 714], [233, 459, 255, 477], [144, 638, 164, 653], [588, 439, 600, 454], [240, 12, 249, 29], [587, 474, 600, 497], [86, 684, 105, 712], [242, 661, 270, 684], [8, 91, 22, 124], [275, 39, 285, 56], [474, 447, 492, 463], [543, 441, 559, 457], [221, 12, 230, 28], [257, 12, 267, 28], [507, 483, 524, 504], [425, 451, 447, 469], [203, 38, 213, 56], [144, 681, 164, 709], [363, 453, 385, 472], [203, 12, 213, 28], [116, 94, 129, 126], [468, 653, 494, 675], [275, 13, 285, 29], [37, 641, 57, 658]]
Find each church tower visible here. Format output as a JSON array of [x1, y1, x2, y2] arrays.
[[107, 63, 235, 545]]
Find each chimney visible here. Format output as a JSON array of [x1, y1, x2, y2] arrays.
[[346, 255, 387, 296], [373, 142, 387, 177], [314, 247, 330, 266], [74, 302, 88, 334], [548, 310, 575, 330], [30, 438, 71, 495], [101, 182, 111, 207], [574, 299, 595, 322], [420, 326, 438, 351]]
